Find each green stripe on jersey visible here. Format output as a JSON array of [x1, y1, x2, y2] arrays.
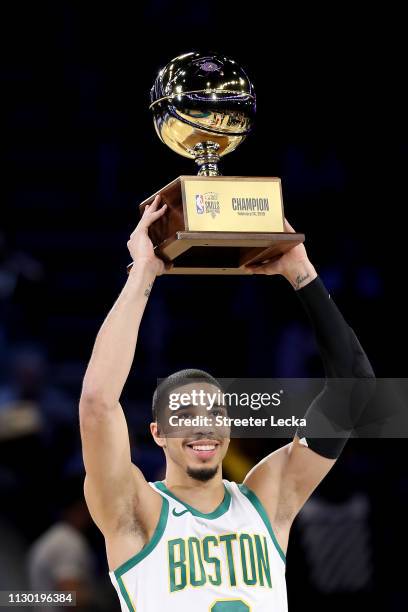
[[238, 484, 286, 564], [114, 496, 169, 578], [116, 574, 136, 612]]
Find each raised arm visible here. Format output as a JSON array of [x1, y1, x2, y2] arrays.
[[242, 222, 375, 552], [79, 196, 167, 566]]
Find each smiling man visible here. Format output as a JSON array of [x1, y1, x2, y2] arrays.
[[79, 196, 375, 611]]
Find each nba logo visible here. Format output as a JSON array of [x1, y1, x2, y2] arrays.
[[195, 194, 204, 214]]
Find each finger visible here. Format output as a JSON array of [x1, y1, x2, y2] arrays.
[[148, 194, 162, 211], [262, 254, 282, 265], [245, 254, 280, 269], [244, 263, 269, 274], [284, 218, 296, 233], [155, 256, 171, 276], [144, 203, 167, 227], [138, 200, 165, 231], [139, 196, 160, 221], [149, 202, 167, 217], [245, 260, 280, 275], [132, 204, 150, 234], [131, 202, 155, 236]]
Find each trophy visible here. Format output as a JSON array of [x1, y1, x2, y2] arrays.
[[132, 51, 304, 275]]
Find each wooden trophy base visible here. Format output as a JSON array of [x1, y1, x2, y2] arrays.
[[158, 230, 304, 274], [127, 176, 305, 275], [127, 230, 304, 275]]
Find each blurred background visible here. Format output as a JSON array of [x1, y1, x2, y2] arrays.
[[1, 2, 407, 610]]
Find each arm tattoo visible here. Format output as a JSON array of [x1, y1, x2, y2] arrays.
[[294, 272, 310, 290], [144, 281, 153, 298]]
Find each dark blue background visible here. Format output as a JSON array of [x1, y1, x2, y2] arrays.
[[1, 2, 407, 610]]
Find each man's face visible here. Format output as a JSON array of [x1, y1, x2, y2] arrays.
[[152, 382, 230, 481]]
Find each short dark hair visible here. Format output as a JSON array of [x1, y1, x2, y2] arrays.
[[152, 368, 222, 421]]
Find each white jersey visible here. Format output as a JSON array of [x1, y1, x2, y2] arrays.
[[109, 480, 287, 611]]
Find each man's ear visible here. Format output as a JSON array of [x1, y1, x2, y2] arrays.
[[150, 421, 166, 448]]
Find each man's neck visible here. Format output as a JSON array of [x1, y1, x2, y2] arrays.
[[163, 466, 225, 512]]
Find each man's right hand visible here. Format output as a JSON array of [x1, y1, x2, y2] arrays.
[[127, 195, 168, 276], [245, 218, 317, 290]]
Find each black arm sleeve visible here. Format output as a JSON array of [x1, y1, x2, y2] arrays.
[[295, 276, 375, 459]]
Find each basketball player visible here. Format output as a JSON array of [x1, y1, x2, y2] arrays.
[[79, 195, 374, 611]]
